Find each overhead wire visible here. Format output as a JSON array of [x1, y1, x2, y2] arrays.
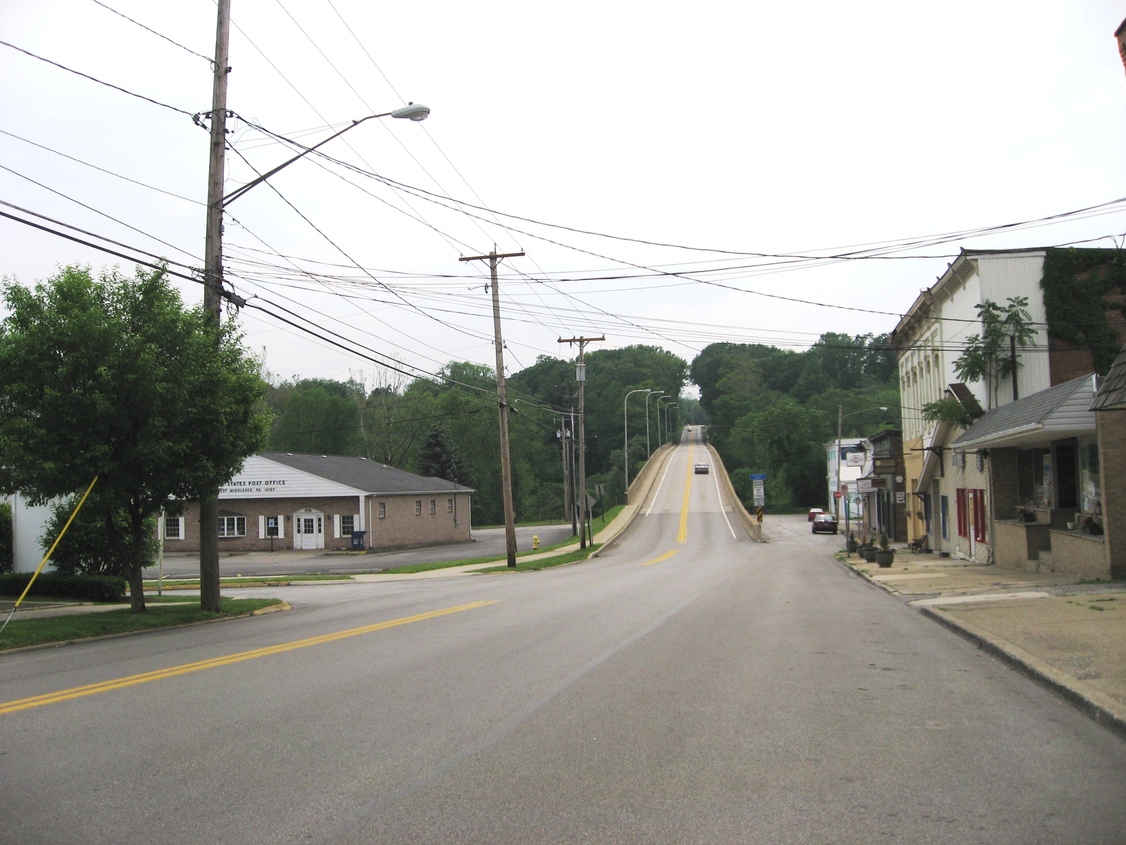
[[0, 39, 196, 118], [88, 0, 214, 66]]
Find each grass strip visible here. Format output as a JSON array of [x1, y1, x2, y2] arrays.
[[0, 597, 284, 652], [475, 544, 601, 573], [143, 574, 349, 589]]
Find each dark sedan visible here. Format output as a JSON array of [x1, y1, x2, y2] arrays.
[[811, 513, 839, 534]]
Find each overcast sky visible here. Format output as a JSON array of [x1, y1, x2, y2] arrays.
[[4, 1, 1126, 391]]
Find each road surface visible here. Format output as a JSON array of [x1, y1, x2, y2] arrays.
[[3, 430, 1125, 843]]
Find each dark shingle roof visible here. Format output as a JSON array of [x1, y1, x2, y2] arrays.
[[1091, 345, 1126, 411], [951, 374, 1095, 449], [261, 452, 474, 495]]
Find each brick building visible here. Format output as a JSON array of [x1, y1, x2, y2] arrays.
[[164, 452, 473, 553]]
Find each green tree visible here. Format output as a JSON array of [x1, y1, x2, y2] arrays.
[[267, 378, 364, 455], [40, 493, 158, 577], [0, 266, 270, 611], [953, 297, 1036, 409], [0, 501, 12, 574]]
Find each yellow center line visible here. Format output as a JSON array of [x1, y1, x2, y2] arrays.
[[0, 600, 496, 716], [639, 549, 678, 567], [678, 445, 694, 543]]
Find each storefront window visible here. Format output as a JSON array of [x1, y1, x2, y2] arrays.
[[1079, 440, 1101, 515]]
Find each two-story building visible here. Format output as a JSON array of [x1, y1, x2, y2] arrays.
[[892, 247, 1126, 576]]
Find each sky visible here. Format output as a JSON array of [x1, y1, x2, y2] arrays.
[[3, 1, 1126, 395]]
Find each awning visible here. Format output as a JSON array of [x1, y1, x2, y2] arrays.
[[951, 374, 1097, 451]]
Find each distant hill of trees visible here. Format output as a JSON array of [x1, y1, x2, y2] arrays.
[[690, 333, 900, 510], [261, 333, 900, 526]]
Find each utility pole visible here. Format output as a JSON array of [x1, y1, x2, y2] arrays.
[[461, 249, 524, 567], [558, 335, 604, 548], [200, 0, 231, 613]]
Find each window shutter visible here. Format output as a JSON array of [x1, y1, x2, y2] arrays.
[[259, 515, 266, 538], [333, 514, 342, 538]]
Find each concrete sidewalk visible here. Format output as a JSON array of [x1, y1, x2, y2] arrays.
[[846, 549, 1126, 738]]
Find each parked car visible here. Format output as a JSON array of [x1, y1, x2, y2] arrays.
[[807, 507, 825, 521], [811, 513, 839, 534], [693, 462, 709, 474]]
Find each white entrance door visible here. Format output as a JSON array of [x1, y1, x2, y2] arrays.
[[295, 513, 324, 550]]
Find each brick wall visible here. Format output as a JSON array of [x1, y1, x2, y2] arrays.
[[165, 492, 472, 553], [1096, 408, 1126, 578]]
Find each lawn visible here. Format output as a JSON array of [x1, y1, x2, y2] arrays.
[[0, 596, 285, 652]]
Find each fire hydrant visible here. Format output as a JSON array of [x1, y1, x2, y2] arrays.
[[532, 534, 540, 551]]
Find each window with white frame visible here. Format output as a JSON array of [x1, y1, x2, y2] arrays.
[[429, 499, 436, 515], [218, 516, 246, 537], [164, 516, 184, 540], [378, 502, 386, 518], [415, 500, 422, 515], [447, 498, 453, 513]]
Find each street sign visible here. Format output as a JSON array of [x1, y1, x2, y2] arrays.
[[750, 472, 767, 481], [756, 506, 764, 522]]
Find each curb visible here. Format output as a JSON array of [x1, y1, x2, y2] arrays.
[[838, 552, 1126, 741], [919, 604, 1126, 741]]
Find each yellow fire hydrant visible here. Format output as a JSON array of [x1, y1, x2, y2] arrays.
[[532, 535, 540, 550]]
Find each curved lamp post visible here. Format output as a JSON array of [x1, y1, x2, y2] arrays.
[[645, 392, 667, 458], [623, 388, 653, 502], [657, 395, 674, 444], [665, 402, 679, 442], [223, 104, 430, 205], [199, 101, 429, 608]]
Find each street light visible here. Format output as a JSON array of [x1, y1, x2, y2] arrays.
[[664, 402, 679, 442], [657, 395, 674, 444], [222, 104, 430, 206], [836, 404, 888, 541], [199, 97, 429, 608], [646, 392, 667, 458], [623, 388, 653, 502]]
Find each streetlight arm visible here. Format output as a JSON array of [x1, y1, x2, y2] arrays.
[[222, 104, 429, 206]]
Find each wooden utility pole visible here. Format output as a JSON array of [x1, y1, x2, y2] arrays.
[[559, 335, 604, 548], [200, 0, 231, 612], [460, 250, 524, 567]]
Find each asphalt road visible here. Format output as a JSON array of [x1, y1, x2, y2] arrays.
[[3, 432, 1125, 843]]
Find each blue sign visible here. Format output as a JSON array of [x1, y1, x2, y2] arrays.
[[750, 473, 767, 481]]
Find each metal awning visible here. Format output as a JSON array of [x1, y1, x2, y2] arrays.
[[951, 374, 1097, 451]]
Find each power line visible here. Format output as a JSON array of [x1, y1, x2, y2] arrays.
[[0, 39, 196, 117], [88, 0, 214, 65]]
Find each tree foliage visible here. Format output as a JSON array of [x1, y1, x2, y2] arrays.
[[0, 501, 12, 574], [0, 266, 270, 610], [40, 493, 159, 577], [691, 334, 900, 510], [952, 297, 1036, 409]]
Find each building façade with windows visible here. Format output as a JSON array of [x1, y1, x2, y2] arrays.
[[163, 452, 473, 553]]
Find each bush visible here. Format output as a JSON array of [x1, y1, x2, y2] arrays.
[[0, 572, 127, 603], [0, 501, 12, 574], [40, 495, 158, 577]]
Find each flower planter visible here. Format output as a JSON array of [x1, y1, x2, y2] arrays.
[[875, 550, 895, 568], [860, 547, 877, 563]]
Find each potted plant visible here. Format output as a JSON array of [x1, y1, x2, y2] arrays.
[[875, 533, 895, 568], [859, 536, 878, 563], [846, 532, 859, 554]]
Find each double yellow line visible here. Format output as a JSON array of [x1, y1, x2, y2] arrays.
[[641, 447, 696, 566], [0, 600, 495, 716]]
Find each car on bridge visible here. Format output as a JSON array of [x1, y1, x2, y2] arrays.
[[693, 462, 709, 474]]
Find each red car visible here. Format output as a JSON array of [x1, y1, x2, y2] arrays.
[[807, 508, 825, 522]]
